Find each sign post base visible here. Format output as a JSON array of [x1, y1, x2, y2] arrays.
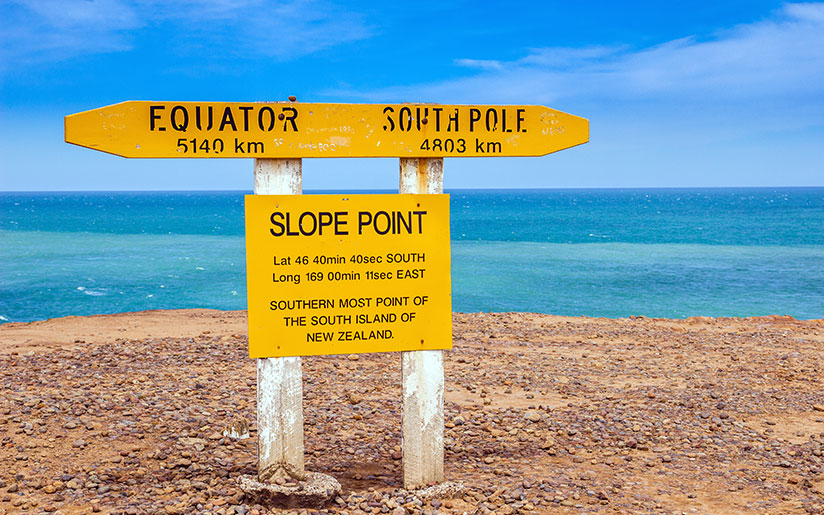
[[239, 472, 341, 509]]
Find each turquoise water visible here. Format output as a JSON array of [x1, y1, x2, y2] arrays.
[[2, 188, 823, 322]]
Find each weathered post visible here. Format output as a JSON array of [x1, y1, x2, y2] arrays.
[[400, 158, 445, 490], [254, 158, 305, 482]]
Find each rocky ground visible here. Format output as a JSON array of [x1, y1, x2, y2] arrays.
[[2, 309, 824, 514]]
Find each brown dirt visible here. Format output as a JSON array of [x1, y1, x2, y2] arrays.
[[2, 310, 824, 514]]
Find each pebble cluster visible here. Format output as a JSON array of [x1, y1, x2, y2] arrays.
[[1, 311, 824, 514]]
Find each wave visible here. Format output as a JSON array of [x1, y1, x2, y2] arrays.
[[77, 286, 108, 297]]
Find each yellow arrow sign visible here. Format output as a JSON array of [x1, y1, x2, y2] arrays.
[[65, 101, 588, 158]]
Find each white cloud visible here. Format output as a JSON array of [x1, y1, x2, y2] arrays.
[[0, 0, 370, 70], [454, 58, 503, 71], [784, 1, 824, 21], [333, 3, 824, 108], [15, 0, 139, 29], [321, 4, 824, 187], [0, 0, 140, 67], [243, 0, 370, 58], [519, 46, 623, 68]]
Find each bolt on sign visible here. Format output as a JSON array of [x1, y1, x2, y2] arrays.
[[245, 194, 451, 358], [64, 102, 589, 158]]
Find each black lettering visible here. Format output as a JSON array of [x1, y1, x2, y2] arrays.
[[502, 108, 511, 132], [382, 106, 395, 131], [447, 109, 459, 131], [517, 108, 526, 132], [475, 139, 485, 153], [399, 107, 412, 131], [334, 211, 348, 235], [373, 211, 391, 235], [219, 107, 237, 131], [299, 212, 317, 235], [150, 105, 165, 131], [269, 212, 285, 236], [234, 138, 244, 153], [416, 107, 428, 131], [238, 106, 253, 131], [358, 211, 372, 234], [195, 105, 213, 130], [397, 211, 412, 233], [318, 212, 333, 234], [413, 210, 426, 233], [258, 107, 275, 131], [286, 213, 298, 236], [282, 107, 298, 131], [469, 108, 481, 132], [485, 108, 498, 132], [432, 107, 442, 131], [170, 105, 188, 132]]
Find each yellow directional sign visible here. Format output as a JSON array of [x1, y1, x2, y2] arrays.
[[65, 101, 588, 158], [245, 194, 452, 358]]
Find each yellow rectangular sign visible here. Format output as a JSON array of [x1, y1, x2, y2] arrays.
[[65, 101, 588, 158], [245, 194, 452, 358]]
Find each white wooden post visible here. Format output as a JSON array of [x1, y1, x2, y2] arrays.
[[254, 158, 306, 482], [400, 158, 445, 489]]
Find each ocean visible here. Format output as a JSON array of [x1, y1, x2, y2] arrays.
[[1, 188, 823, 323]]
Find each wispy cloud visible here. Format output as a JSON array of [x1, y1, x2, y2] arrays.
[[0, 0, 370, 71], [454, 58, 503, 71], [333, 3, 824, 110], [0, 0, 140, 67]]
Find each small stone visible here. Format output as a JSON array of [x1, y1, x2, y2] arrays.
[[71, 439, 86, 448], [66, 478, 84, 490], [524, 411, 542, 422], [813, 405, 824, 412]]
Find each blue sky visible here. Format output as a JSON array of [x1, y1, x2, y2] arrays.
[[1, 0, 822, 191]]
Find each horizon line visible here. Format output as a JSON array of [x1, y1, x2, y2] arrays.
[[3, 185, 824, 194]]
